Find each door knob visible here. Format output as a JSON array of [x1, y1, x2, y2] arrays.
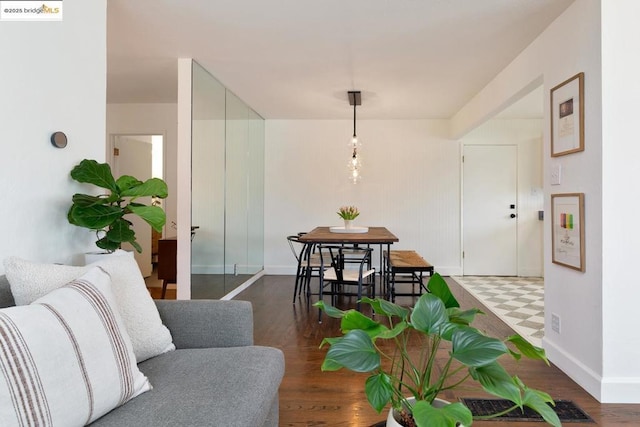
[[510, 213, 517, 218]]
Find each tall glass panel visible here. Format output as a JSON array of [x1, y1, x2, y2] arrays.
[[191, 62, 226, 298], [224, 91, 250, 285], [247, 108, 265, 274], [189, 60, 264, 298]]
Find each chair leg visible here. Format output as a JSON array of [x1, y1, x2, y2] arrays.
[[293, 262, 304, 303], [317, 279, 324, 323], [161, 279, 168, 299]]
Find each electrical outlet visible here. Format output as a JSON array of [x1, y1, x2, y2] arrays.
[[551, 313, 561, 333]]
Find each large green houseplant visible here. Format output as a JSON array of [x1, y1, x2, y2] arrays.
[[315, 273, 561, 427], [67, 159, 168, 253]]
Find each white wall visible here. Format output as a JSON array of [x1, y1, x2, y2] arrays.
[[451, 0, 640, 403], [0, 0, 107, 272], [600, 0, 640, 402], [463, 119, 544, 277], [265, 119, 461, 276], [106, 103, 178, 234]]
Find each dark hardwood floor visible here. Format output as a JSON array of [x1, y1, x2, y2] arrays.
[[229, 275, 640, 426]]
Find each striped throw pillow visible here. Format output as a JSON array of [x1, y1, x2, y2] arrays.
[[0, 267, 151, 426], [4, 253, 175, 363]]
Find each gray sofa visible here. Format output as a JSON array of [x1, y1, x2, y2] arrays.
[[0, 275, 285, 427]]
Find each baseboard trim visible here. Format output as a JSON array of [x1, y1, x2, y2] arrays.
[[221, 270, 265, 301], [542, 336, 602, 402], [600, 376, 640, 403], [265, 265, 463, 277]]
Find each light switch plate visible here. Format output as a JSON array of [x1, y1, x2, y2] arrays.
[[551, 164, 561, 185]]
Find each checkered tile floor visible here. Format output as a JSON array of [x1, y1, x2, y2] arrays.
[[450, 276, 544, 347]]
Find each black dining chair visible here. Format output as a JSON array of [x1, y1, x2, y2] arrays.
[[287, 234, 324, 303], [317, 245, 375, 322]]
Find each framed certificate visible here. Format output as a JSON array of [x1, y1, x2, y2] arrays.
[[551, 193, 585, 271], [550, 72, 584, 157]]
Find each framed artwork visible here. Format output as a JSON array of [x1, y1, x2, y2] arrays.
[[550, 72, 584, 157], [551, 193, 585, 271]]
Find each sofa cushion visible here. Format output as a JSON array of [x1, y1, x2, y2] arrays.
[[3, 254, 174, 362], [0, 267, 151, 427], [89, 346, 285, 426]]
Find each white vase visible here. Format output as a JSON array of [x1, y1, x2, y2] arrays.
[[344, 219, 353, 230], [386, 397, 461, 427]]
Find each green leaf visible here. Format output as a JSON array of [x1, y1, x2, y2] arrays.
[[508, 348, 522, 361], [340, 310, 386, 337], [361, 297, 410, 320], [451, 328, 508, 367], [323, 330, 380, 373], [412, 400, 473, 427], [71, 193, 110, 208], [447, 307, 482, 325], [128, 204, 166, 232], [96, 236, 119, 252], [522, 388, 561, 427], [120, 177, 168, 198], [470, 362, 522, 404], [313, 301, 347, 319], [365, 373, 393, 413], [320, 358, 343, 371], [506, 335, 549, 365], [438, 322, 466, 341], [68, 204, 122, 229], [116, 175, 143, 193], [319, 336, 341, 348], [376, 321, 409, 339], [427, 273, 459, 308], [130, 240, 143, 253], [105, 218, 135, 244], [70, 159, 118, 192], [410, 293, 448, 334]]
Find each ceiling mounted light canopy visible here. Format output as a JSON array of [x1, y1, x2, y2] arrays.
[[348, 91, 362, 184]]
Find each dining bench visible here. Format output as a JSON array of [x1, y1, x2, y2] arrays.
[[383, 250, 434, 301]]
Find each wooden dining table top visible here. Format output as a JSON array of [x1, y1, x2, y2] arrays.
[[298, 226, 399, 244]]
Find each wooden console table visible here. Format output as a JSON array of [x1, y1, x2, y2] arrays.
[[157, 237, 177, 299]]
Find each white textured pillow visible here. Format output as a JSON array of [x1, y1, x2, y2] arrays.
[[3, 253, 175, 362], [0, 267, 151, 427]]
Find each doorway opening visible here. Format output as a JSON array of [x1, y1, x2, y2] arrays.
[[110, 134, 165, 279]]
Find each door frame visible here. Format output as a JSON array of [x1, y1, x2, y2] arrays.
[[107, 132, 168, 273], [461, 143, 519, 276], [108, 132, 166, 179], [460, 137, 545, 278]]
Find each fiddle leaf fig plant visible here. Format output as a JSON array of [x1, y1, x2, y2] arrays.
[[314, 273, 561, 427], [68, 159, 168, 253]]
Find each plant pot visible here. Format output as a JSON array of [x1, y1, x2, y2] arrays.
[[344, 219, 353, 229], [84, 249, 134, 265], [386, 397, 462, 427]]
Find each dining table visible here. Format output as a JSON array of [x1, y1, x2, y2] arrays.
[[298, 226, 399, 293]]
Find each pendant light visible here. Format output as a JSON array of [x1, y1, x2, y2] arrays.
[[348, 91, 362, 184]]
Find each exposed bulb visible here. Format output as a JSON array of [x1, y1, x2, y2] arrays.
[[350, 168, 361, 183], [348, 134, 361, 148]]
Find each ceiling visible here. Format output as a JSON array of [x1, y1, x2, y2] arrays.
[[107, 0, 573, 120]]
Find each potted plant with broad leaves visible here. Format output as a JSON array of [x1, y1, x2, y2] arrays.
[[314, 273, 561, 427], [68, 159, 168, 254]]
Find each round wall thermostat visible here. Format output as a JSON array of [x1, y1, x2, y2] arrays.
[[50, 131, 68, 148]]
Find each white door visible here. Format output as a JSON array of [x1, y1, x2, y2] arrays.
[[463, 145, 518, 276], [113, 136, 153, 277]]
